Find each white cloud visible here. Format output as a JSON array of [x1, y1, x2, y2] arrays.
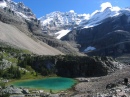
[[111, 6, 121, 11], [91, 2, 113, 16], [90, 2, 121, 16], [69, 10, 75, 13], [100, 2, 112, 12]]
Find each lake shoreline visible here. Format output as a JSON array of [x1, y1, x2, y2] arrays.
[[7, 77, 78, 93]]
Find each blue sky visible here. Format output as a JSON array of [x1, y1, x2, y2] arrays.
[[13, 0, 130, 18]]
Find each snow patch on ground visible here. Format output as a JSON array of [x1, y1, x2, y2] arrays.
[[40, 18, 53, 25], [84, 46, 96, 52], [83, 24, 100, 29], [16, 12, 30, 20], [55, 30, 71, 39]]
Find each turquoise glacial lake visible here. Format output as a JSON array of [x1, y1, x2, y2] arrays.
[[13, 77, 77, 91]]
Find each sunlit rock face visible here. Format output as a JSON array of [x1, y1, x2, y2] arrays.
[[61, 9, 130, 59], [0, 0, 36, 20]]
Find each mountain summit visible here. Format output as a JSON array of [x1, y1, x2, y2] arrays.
[[39, 3, 130, 39], [1, 0, 130, 58], [0, 0, 36, 20], [0, 0, 64, 55], [39, 11, 90, 38], [39, 10, 90, 28], [39, 2, 130, 59]]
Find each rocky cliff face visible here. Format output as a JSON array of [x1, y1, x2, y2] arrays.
[[1, 0, 130, 57], [39, 11, 90, 39], [0, 8, 65, 55], [39, 5, 129, 39], [0, 2, 80, 55], [1, 0, 36, 19], [56, 56, 122, 77], [38, 5, 130, 59], [61, 8, 130, 59], [21, 55, 123, 77]]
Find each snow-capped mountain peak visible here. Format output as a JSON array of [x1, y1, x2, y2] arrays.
[[83, 2, 122, 28], [39, 10, 90, 39], [39, 10, 90, 28], [39, 2, 130, 39], [39, 2, 123, 30], [0, 0, 36, 20]]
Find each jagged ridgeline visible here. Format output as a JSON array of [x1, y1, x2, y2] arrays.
[[0, 4, 80, 55]]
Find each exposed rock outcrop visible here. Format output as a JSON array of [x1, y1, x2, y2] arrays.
[[0, 7, 80, 55], [0, 8, 63, 55], [22, 55, 123, 77], [61, 14, 130, 59]]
